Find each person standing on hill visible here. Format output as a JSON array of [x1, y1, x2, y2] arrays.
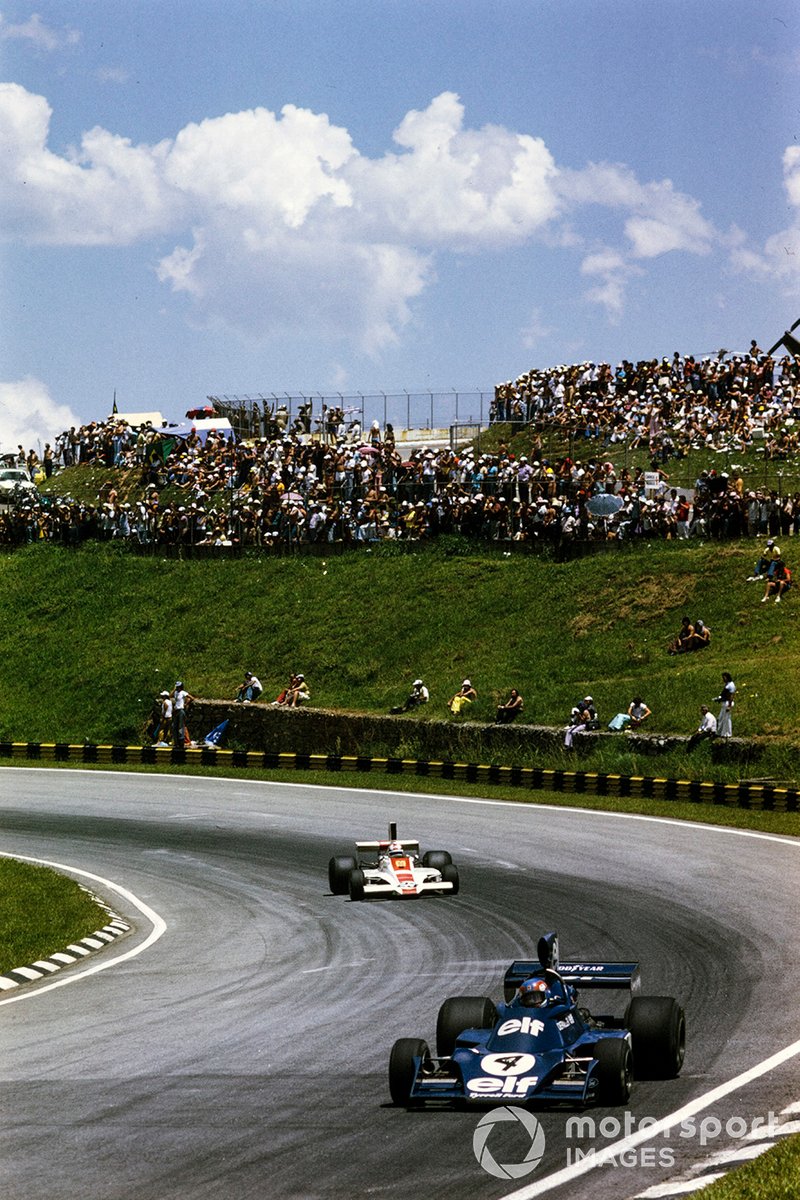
[[171, 680, 194, 746], [714, 672, 736, 738], [155, 690, 172, 745]]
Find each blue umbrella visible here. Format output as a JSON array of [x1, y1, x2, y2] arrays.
[[586, 493, 624, 517]]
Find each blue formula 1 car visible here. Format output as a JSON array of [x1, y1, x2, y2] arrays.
[[389, 932, 685, 1108]]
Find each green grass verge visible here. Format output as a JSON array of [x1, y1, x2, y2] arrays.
[[1, 538, 799, 780], [694, 1135, 800, 1198], [0, 857, 111, 975]]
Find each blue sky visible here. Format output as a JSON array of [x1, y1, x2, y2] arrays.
[[2, 0, 799, 449]]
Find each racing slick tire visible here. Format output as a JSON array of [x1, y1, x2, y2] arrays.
[[328, 856, 358, 895], [389, 1038, 430, 1106], [439, 863, 460, 895], [422, 850, 452, 869], [348, 868, 366, 902], [626, 996, 686, 1079], [436, 996, 497, 1057], [594, 1038, 634, 1105]]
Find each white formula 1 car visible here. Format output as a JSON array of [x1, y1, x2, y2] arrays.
[[328, 822, 460, 901]]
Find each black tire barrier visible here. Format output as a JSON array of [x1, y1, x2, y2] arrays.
[[1, 741, 797, 812]]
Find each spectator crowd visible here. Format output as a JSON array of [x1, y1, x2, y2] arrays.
[[2, 342, 799, 551]]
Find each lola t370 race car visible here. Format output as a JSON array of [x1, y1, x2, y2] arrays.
[[389, 932, 685, 1108], [328, 822, 459, 901]]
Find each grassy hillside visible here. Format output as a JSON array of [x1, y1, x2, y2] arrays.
[[1, 538, 797, 761]]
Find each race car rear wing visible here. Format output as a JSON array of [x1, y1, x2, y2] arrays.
[[356, 840, 420, 853], [357, 822, 420, 854], [503, 959, 641, 995]]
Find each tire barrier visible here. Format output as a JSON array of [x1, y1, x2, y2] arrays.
[[1, 741, 798, 812]]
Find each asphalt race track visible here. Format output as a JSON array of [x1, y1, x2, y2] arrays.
[[1, 769, 799, 1200]]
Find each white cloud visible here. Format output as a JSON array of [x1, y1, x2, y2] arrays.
[[730, 144, 800, 293], [520, 307, 553, 350], [0, 83, 176, 243], [0, 11, 79, 51], [350, 92, 560, 247], [0, 377, 81, 451], [581, 248, 643, 319], [558, 162, 715, 258], [0, 84, 746, 349]]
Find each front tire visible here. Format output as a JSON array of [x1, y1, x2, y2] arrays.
[[422, 850, 452, 868], [389, 1037, 429, 1106], [436, 995, 497, 1056], [594, 1038, 633, 1105], [348, 868, 366, 902], [626, 996, 686, 1079], [439, 863, 460, 895], [328, 855, 357, 895]]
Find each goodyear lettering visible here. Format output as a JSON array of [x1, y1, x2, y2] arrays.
[[497, 1017, 546, 1038]]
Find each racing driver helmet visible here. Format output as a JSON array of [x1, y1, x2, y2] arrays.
[[387, 840, 404, 857], [519, 978, 549, 1008]]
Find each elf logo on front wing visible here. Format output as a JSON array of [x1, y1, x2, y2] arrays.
[[467, 1075, 539, 1095], [480, 1053, 536, 1077], [497, 1018, 545, 1038]]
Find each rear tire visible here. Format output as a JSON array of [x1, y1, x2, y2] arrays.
[[594, 1038, 633, 1105], [436, 995, 497, 1057], [389, 1038, 429, 1106], [422, 850, 452, 868], [328, 855, 357, 895], [626, 996, 686, 1079], [348, 868, 366, 902], [439, 863, 460, 895]]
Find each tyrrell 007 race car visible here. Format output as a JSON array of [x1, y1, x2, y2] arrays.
[[389, 932, 685, 1107], [328, 822, 459, 901]]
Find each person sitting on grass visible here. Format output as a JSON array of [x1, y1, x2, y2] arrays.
[[273, 673, 310, 707], [564, 707, 592, 748], [669, 616, 695, 655], [626, 696, 651, 729], [747, 539, 781, 581], [448, 679, 477, 716], [687, 704, 717, 751], [761, 561, 792, 604], [495, 688, 524, 724], [390, 679, 429, 714], [568, 695, 599, 729], [689, 619, 711, 650], [285, 673, 310, 706], [236, 671, 263, 703]]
